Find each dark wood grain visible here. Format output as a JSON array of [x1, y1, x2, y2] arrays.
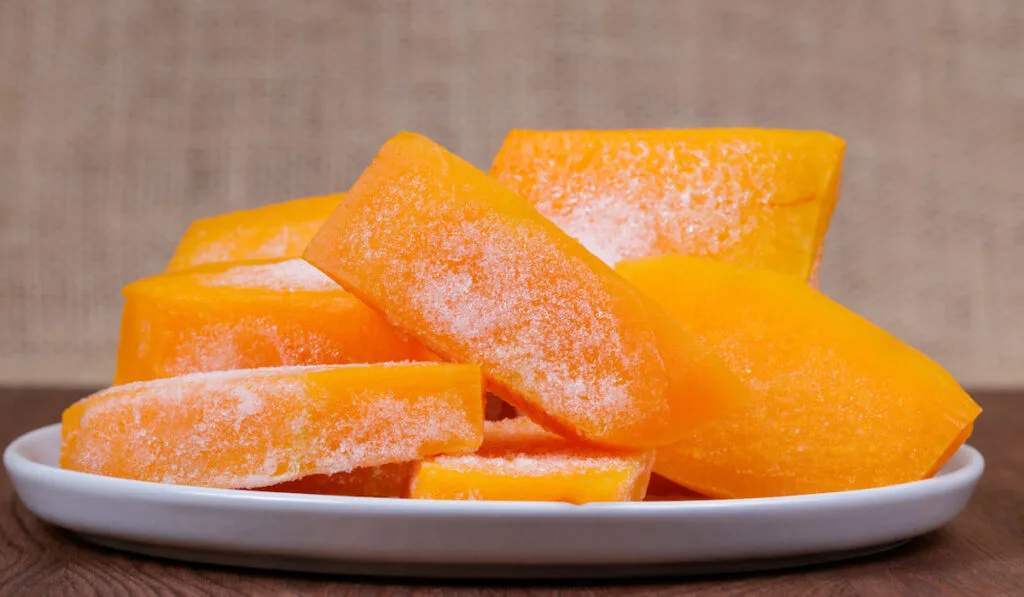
[[2, 389, 1021, 596]]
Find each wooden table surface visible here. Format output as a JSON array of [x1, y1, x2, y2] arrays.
[[2, 388, 1021, 596]]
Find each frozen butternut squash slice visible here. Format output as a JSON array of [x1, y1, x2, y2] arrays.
[[258, 462, 414, 498], [115, 258, 434, 385], [304, 132, 748, 449], [616, 256, 982, 498], [61, 363, 484, 488], [926, 422, 974, 478], [491, 129, 844, 281], [410, 417, 653, 503], [166, 195, 342, 272]]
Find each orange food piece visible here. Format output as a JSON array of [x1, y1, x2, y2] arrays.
[[616, 256, 982, 498], [490, 129, 844, 281], [114, 258, 434, 385], [258, 462, 414, 498], [166, 195, 342, 272], [410, 418, 654, 503], [61, 363, 484, 488], [304, 132, 748, 449], [926, 422, 974, 478]]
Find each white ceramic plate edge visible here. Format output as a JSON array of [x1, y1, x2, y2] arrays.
[[5, 423, 984, 576]]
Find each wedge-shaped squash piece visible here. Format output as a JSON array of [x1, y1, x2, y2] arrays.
[[304, 132, 748, 449], [410, 418, 653, 503], [115, 258, 433, 384], [62, 363, 484, 488], [167, 195, 342, 272], [616, 256, 981, 498], [491, 129, 844, 282]]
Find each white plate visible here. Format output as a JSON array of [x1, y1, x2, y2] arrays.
[[5, 423, 983, 578]]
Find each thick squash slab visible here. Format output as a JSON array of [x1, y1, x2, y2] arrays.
[[115, 258, 433, 384], [616, 256, 981, 498], [491, 129, 844, 281], [166, 195, 342, 272], [411, 418, 653, 503], [304, 132, 748, 449], [62, 363, 484, 488]]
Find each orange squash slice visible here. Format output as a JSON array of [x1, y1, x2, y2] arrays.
[[410, 417, 653, 503], [616, 256, 981, 498], [304, 132, 748, 449], [62, 363, 484, 488], [491, 129, 844, 282], [115, 258, 433, 385], [166, 195, 342, 272]]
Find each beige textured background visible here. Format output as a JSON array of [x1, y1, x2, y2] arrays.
[[1, 1, 1021, 387]]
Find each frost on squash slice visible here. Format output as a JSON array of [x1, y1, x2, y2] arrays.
[[616, 256, 981, 498], [166, 195, 343, 272], [61, 363, 484, 489], [491, 129, 844, 283], [410, 418, 653, 503], [114, 258, 434, 385], [304, 132, 749, 449]]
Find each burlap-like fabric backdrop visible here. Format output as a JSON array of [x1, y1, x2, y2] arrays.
[[1, 1, 1021, 387]]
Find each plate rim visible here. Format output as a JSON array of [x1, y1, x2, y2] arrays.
[[5, 422, 986, 514]]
